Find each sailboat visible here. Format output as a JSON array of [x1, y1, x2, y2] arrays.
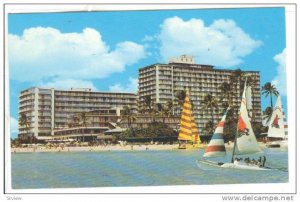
[[266, 95, 288, 149], [197, 80, 271, 170], [178, 91, 202, 149], [203, 107, 228, 158]]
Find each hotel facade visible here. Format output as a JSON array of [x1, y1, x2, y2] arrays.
[[18, 87, 137, 138], [138, 55, 262, 134], [18, 55, 262, 139]]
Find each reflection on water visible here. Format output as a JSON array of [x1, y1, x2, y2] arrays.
[[11, 148, 288, 189]]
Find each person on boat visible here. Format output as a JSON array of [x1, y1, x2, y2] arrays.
[[244, 157, 250, 164], [258, 156, 262, 166], [262, 156, 266, 167], [256, 156, 265, 167], [234, 158, 242, 165], [250, 158, 257, 165]]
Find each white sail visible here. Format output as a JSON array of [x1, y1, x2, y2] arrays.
[[267, 95, 285, 139], [235, 83, 262, 155], [246, 86, 253, 119]]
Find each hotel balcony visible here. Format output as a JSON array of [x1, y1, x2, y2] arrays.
[[19, 96, 35, 103]]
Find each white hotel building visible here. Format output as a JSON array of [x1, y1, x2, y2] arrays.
[[138, 55, 262, 134], [18, 87, 137, 138]]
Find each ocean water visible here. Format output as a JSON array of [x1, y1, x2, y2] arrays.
[[11, 148, 288, 189]]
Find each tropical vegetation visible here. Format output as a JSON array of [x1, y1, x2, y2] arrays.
[[262, 106, 273, 125], [18, 112, 37, 144], [121, 106, 137, 129], [79, 112, 88, 128], [261, 82, 279, 108], [121, 122, 177, 139]]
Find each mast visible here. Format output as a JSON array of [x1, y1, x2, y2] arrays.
[[231, 123, 239, 163], [231, 77, 248, 163]]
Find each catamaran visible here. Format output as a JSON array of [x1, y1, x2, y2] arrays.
[[197, 80, 271, 170], [178, 91, 202, 149], [266, 95, 288, 149]]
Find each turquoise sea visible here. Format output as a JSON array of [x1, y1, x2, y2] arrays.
[[11, 148, 288, 189]]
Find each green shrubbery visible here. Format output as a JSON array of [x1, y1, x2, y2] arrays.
[[121, 122, 177, 138]]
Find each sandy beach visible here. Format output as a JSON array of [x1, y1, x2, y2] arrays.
[[11, 142, 267, 153], [11, 144, 180, 153]]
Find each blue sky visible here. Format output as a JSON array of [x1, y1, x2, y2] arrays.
[[8, 7, 287, 138]]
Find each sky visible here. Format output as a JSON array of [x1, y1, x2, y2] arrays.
[[8, 7, 287, 138]]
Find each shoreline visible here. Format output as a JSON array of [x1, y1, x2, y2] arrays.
[[11, 144, 180, 153], [10, 142, 267, 153]]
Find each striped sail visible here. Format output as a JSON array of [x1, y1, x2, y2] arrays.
[[178, 93, 200, 144], [203, 109, 228, 157], [235, 82, 262, 155], [268, 95, 285, 139], [191, 113, 201, 145]]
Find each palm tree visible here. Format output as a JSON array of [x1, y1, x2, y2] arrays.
[[202, 120, 215, 136], [141, 95, 157, 122], [201, 94, 219, 124], [155, 103, 171, 123], [219, 82, 233, 106], [68, 115, 79, 128], [261, 82, 279, 108], [19, 112, 31, 143], [165, 99, 175, 116], [11, 138, 21, 148], [223, 108, 238, 141], [174, 90, 186, 115], [175, 90, 186, 106], [79, 112, 89, 142], [144, 95, 153, 113], [121, 106, 137, 130], [230, 69, 243, 84], [230, 69, 248, 96], [79, 112, 88, 128], [262, 106, 273, 125]]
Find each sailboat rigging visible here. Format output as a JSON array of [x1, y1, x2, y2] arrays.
[[266, 95, 288, 148], [197, 79, 271, 170]]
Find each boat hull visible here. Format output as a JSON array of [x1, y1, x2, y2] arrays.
[[266, 140, 288, 149], [196, 160, 271, 171]]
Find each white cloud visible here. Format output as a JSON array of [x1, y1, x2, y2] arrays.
[[158, 17, 262, 67], [272, 48, 286, 96], [9, 27, 146, 83], [10, 117, 18, 134], [39, 78, 98, 91], [109, 77, 138, 93], [142, 35, 155, 42]]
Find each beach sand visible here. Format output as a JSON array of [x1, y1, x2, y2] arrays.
[[11, 144, 180, 153], [11, 142, 267, 153]]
